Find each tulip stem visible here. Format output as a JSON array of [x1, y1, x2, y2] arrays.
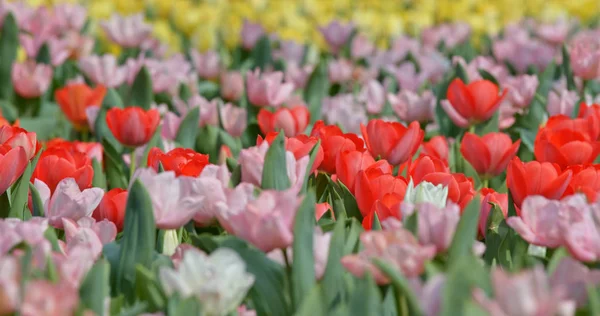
[[482, 179, 489, 188], [129, 150, 137, 180]]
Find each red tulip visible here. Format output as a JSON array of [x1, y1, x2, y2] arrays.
[[441, 79, 507, 128], [420, 135, 449, 163], [419, 172, 475, 210], [0, 126, 39, 160], [257, 106, 310, 137], [408, 155, 450, 184], [355, 167, 407, 224], [148, 148, 210, 177], [479, 188, 508, 236], [55, 83, 106, 130], [545, 114, 600, 141], [257, 132, 324, 173], [336, 150, 391, 193], [315, 202, 333, 221], [506, 157, 573, 211], [361, 119, 423, 166], [362, 193, 404, 230], [565, 165, 600, 202], [93, 188, 127, 231], [0, 144, 27, 195], [31, 146, 94, 193], [577, 103, 600, 139], [311, 121, 364, 174], [45, 139, 103, 164], [106, 107, 160, 147], [460, 132, 520, 177]]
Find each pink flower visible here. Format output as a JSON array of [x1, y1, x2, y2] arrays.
[[327, 58, 353, 83], [191, 165, 231, 226], [240, 19, 265, 50], [60, 31, 94, 61], [319, 20, 353, 54], [389, 62, 428, 92], [160, 112, 182, 141], [190, 49, 220, 80], [341, 229, 436, 284], [493, 24, 557, 73], [220, 71, 244, 102], [286, 63, 313, 90], [453, 56, 509, 83], [569, 40, 600, 80], [246, 69, 294, 107], [351, 33, 374, 59], [359, 79, 386, 114], [227, 189, 301, 252], [215, 183, 256, 233], [62, 217, 116, 257], [144, 54, 194, 94], [35, 178, 104, 229], [410, 275, 445, 316], [550, 257, 600, 307], [274, 40, 304, 65], [473, 266, 576, 316], [101, 13, 152, 48], [322, 94, 368, 134], [132, 168, 208, 229], [547, 89, 579, 116], [0, 256, 19, 315], [400, 202, 461, 253], [21, 280, 79, 316], [85, 106, 100, 133], [0, 218, 49, 256], [387, 35, 421, 64], [52, 3, 87, 33], [559, 199, 600, 262], [0, 1, 34, 28], [220, 103, 247, 137], [422, 23, 471, 49], [536, 19, 571, 45], [78, 54, 127, 88], [503, 75, 539, 109], [267, 228, 332, 279], [11, 61, 52, 98], [389, 89, 436, 123], [173, 95, 219, 127]]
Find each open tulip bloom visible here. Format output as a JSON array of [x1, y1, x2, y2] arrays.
[[4, 2, 600, 315]]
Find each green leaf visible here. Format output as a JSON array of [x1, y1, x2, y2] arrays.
[[0, 191, 10, 218], [546, 247, 568, 274], [0, 13, 18, 100], [304, 60, 329, 123], [36, 43, 51, 65], [442, 255, 491, 316], [196, 125, 220, 161], [18, 117, 57, 140], [94, 107, 122, 151], [135, 265, 166, 311], [44, 228, 61, 252], [371, 212, 382, 231], [447, 197, 481, 265], [404, 211, 418, 236], [251, 36, 272, 70], [561, 45, 576, 92], [9, 150, 41, 219], [301, 140, 321, 194], [261, 132, 290, 190], [79, 259, 110, 316], [102, 139, 128, 189], [175, 107, 200, 149], [322, 214, 347, 308], [337, 181, 362, 221], [28, 182, 45, 217], [373, 259, 424, 316], [114, 180, 156, 302], [166, 296, 202, 316], [475, 111, 499, 136], [483, 203, 509, 265], [129, 66, 153, 109], [294, 285, 326, 316], [92, 158, 107, 190], [0, 100, 17, 122], [292, 191, 317, 308], [102, 88, 124, 108], [343, 219, 362, 255], [348, 273, 381, 316], [588, 285, 600, 316], [455, 63, 469, 83], [478, 69, 500, 87]]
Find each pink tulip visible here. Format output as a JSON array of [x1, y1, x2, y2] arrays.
[[0, 1, 34, 29], [62, 217, 116, 257], [190, 49, 221, 80], [240, 19, 265, 50], [267, 228, 331, 279], [358, 79, 386, 114], [286, 63, 313, 90], [11, 61, 52, 98], [61, 31, 94, 61], [322, 94, 368, 134], [173, 95, 219, 127], [547, 89, 579, 116], [274, 40, 304, 65], [341, 229, 436, 284], [421, 23, 471, 49], [34, 178, 104, 229], [389, 89, 436, 123], [559, 199, 600, 262], [101, 13, 152, 48], [535, 19, 571, 45], [215, 183, 256, 233], [473, 266, 576, 316], [351, 33, 374, 59], [400, 202, 461, 253], [550, 257, 600, 307], [21, 280, 79, 316], [78, 54, 127, 88], [54, 244, 96, 289], [145, 54, 195, 94], [452, 56, 509, 83], [85, 106, 100, 133], [569, 41, 600, 80], [160, 111, 182, 141], [410, 275, 445, 316], [503, 75, 539, 109], [246, 69, 294, 107], [52, 3, 87, 33], [220, 103, 247, 137], [493, 24, 557, 73], [226, 189, 301, 252], [0, 217, 49, 256], [0, 256, 19, 314], [220, 71, 244, 102], [390, 62, 428, 92], [327, 58, 353, 83], [387, 35, 421, 64], [191, 165, 231, 226], [319, 20, 354, 54]]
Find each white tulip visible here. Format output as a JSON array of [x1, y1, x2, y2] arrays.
[[404, 179, 448, 208]]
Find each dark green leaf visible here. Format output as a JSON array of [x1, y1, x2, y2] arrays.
[[561, 45, 576, 91], [442, 255, 491, 316], [261, 132, 290, 190], [36, 43, 51, 65], [0, 13, 18, 100], [447, 197, 481, 265], [304, 60, 329, 123], [102, 139, 128, 189], [292, 191, 317, 308], [79, 259, 110, 316], [92, 158, 107, 190], [251, 36, 272, 70], [301, 140, 321, 194], [348, 273, 381, 316], [337, 181, 362, 221], [322, 214, 347, 308], [478, 69, 500, 87], [102, 88, 124, 108], [0, 191, 9, 218], [373, 259, 424, 316], [129, 67, 153, 109], [175, 107, 200, 149], [294, 285, 326, 316], [135, 265, 166, 311], [28, 182, 45, 217]]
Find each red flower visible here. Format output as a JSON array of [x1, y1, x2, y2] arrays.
[[418, 172, 475, 210], [460, 132, 520, 177], [408, 155, 450, 184], [257, 106, 310, 137], [506, 157, 573, 211], [577, 103, 600, 139], [420, 135, 449, 163], [479, 188, 508, 236], [0, 144, 27, 195], [441, 79, 507, 128], [565, 165, 600, 202], [0, 126, 39, 160], [93, 188, 127, 231], [106, 107, 160, 147], [148, 148, 210, 177], [361, 119, 423, 166], [55, 83, 106, 130], [336, 150, 391, 193], [355, 166, 407, 229], [31, 146, 94, 193], [45, 138, 103, 164], [315, 202, 333, 221], [310, 121, 364, 174], [257, 132, 324, 172]]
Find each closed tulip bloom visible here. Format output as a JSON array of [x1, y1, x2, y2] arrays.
[[101, 13, 152, 48], [192, 165, 231, 226], [0, 126, 38, 160], [418, 172, 475, 211], [173, 95, 219, 128], [0, 145, 27, 195], [503, 75, 539, 109], [327, 58, 353, 83], [361, 119, 424, 166], [355, 168, 408, 221], [441, 79, 507, 128], [547, 89, 579, 116], [220, 71, 244, 102], [78, 54, 127, 88], [336, 150, 378, 193], [257, 106, 309, 137], [420, 136, 449, 163], [404, 180, 449, 208], [45, 139, 102, 165], [246, 69, 294, 107], [351, 33, 374, 59], [408, 155, 450, 185], [257, 132, 324, 173], [53, 3, 87, 32], [389, 90, 436, 123], [240, 19, 265, 50], [479, 188, 508, 237], [147, 147, 210, 177], [62, 217, 117, 257], [311, 121, 365, 173], [341, 229, 436, 284], [559, 198, 600, 262], [106, 107, 160, 147], [319, 20, 354, 54], [31, 146, 94, 193], [460, 132, 520, 177], [189, 49, 220, 80], [534, 122, 600, 169], [34, 178, 104, 229], [404, 202, 460, 253], [569, 41, 600, 80], [93, 188, 127, 232], [55, 83, 106, 130], [359, 79, 386, 114], [11, 61, 52, 98], [566, 165, 600, 202]]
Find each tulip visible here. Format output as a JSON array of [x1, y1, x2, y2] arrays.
[[547, 89, 579, 116], [215, 183, 256, 233], [569, 41, 600, 80], [335, 150, 377, 193], [341, 229, 436, 284], [173, 95, 219, 128], [257, 132, 324, 173], [45, 139, 102, 164], [0, 145, 27, 196], [92, 188, 127, 231], [408, 155, 450, 185], [559, 197, 600, 262], [55, 83, 106, 130], [106, 107, 160, 147], [420, 136, 449, 163], [402, 202, 461, 253], [567, 165, 600, 202], [240, 19, 265, 50], [220, 71, 244, 102], [147, 147, 210, 177], [34, 178, 104, 229], [503, 75, 539, 109], [159, 248, 255, 315], [0, 125, 38, 160], [78, 54, 127, 88], [192, 165, 231, 226], [285, 63, 313, 90], [417, 172, 475, 211], [62, 217, 116, 257], [274, 40, 305, 65], [31, 146, 94, 193], [359, 80, 386, 114], [361, 119, 424, 166], [550, 257, 600, 307], [452, 56, 509, 83], [390, 62, 428, 92], [311, 121, 365, 174], [160, 112, 181, 141], [315, 202, 333, 221], [534, 122, 600, 169], [355, 168, 407, 220], [473, 266, 576, 316], [351, 33, 374, 59], [327, 58, 353, 83], [319, 20, 354, 54], [460, 132, 520, 178], [441, 79, 507, 128], [322, 93, 368, 134], [11, 61, 52, 98], [246, 69, 294, 107], [189, 49, 220, 80], [219, 103, 247, 138], [404, 180, 449, 208], [53, 3, 87, 32], [389, 90, 436, 123], [493, 24, 557, 73], [410, 275, 446, 316], [422, 23, 471, 49], [506, 157, 573, 210], [479, 188, 508, 236], [257, 106, 310, 137], [21, 280, 79, 316], [101, 13, 152, 48]]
